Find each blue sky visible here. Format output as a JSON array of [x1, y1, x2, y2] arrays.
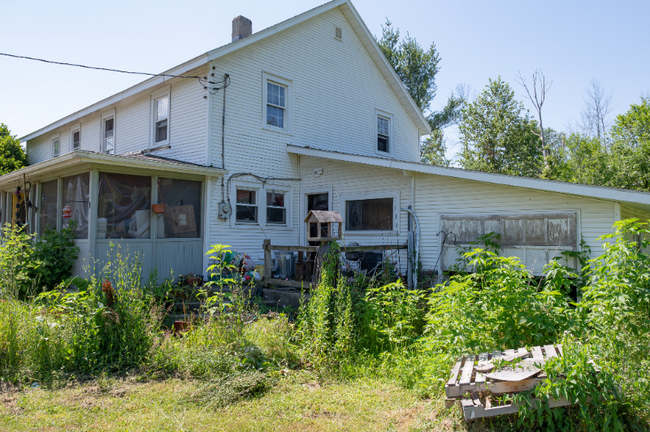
[[2, 0, 648, 160]]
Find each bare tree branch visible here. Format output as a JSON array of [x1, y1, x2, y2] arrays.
[[517, 69, 552, 171], [579, 78, 613, 143]]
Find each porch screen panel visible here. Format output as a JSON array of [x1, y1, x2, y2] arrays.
[[63, 173, 90, 239], [97, 173, 151, 239], [157, 178, 201, 239], [40, 180, 58, 235]]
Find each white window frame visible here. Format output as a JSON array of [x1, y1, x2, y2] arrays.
[[265, 186, 292, 228], [51, 134, 60, 158], [70, 123, 81, 152], [301, 187, 332, 245], [150, 86, 171, 147], [262, 72, 293, 135], [100, 109, 116, 154], [230, 180, 293, 230], [340, 190, 400, 235], [375, 109, 394, 157], [233, 182, 260, 225]]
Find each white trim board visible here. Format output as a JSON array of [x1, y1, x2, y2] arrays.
[[286, 144, 650, 211]]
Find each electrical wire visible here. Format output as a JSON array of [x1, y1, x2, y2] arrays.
[[225, 173, 301, 240], [0, 52, 230, 93], [0, 52, 205, 79]]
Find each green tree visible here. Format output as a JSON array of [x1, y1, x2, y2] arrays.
[[458, 77, 542, 177], [376, 21, 464, 165], [552, 133, 610, 186], [420, 129, 450, 166], [0, 124, 27, 174], [606, 97, 650, 191], [377, 21, 440, 112]]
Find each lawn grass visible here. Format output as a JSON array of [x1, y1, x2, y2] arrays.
[[0, 373, 481, 432]]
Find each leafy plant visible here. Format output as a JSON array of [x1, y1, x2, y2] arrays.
[[32, 224, 79, 291]]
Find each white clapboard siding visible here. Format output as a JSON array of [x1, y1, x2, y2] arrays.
[[414, 173, 617, 270], [298, 157, 413, 271], [80, 116, 100, 152], [27, 134, 51, 164], [156, 71, 210, 165], [620, 204, 650, 221], [208, 5, 421, 180], [112, 96, 150, 155], [205, 176, 301, 264], [26, 65, 209, 165]]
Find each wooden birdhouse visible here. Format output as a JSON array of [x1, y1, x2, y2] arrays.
[[304, 210, 343, 243]]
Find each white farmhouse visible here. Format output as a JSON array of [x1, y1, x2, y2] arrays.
[[2, 0, 650, 283]]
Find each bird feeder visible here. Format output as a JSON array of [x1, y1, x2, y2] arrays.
[[62, 204, 72, 218], [304, 210, 343, 243]]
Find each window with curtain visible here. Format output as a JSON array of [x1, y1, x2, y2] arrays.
[[63, 173, 90, 239], [97, 173, 151, 239], [156, 178, 201, 238]]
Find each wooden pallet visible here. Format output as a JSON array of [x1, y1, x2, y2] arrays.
[[446, 345, 567, 420]]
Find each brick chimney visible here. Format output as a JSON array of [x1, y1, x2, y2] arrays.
[[232, 16, 252, 42]]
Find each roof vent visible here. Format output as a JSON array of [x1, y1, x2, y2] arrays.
[[335, 27, 343, 40], [232, 16, 252, 42]]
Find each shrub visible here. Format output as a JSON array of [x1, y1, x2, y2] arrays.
[[0, 224, 79, 298], [32, 224, 79, 291], [0, 225, 40, 299]]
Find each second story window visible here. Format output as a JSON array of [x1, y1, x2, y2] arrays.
[[266, 82, 286, 128], [377, 116, 390, 153], [53, 138, 60, 157], [103, 117, 115, 154], [262, 73, 292, 133], [72, 130, 80, 150], [154, 96, 169, 143]]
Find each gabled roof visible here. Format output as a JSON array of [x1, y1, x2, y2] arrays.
[[287, 144, 650, 213], [304, 210, 344, 223], [21, 0, 430, 142]]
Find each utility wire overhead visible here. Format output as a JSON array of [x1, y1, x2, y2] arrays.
[[0, 52, 205, 80]]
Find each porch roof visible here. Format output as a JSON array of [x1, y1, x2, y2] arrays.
[[0, 150, 227, 188]]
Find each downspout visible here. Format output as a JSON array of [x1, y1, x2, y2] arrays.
[[401, 207, 419, 289]]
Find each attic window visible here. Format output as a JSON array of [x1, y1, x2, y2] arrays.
[[335, 27, 342, 40]]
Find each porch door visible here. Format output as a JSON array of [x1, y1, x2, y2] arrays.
[[307, 192, 329, 245]]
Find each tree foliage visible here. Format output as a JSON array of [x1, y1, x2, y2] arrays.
[[458, 77, 542, 176], [376, 21, 464, 166], [376, 21, 440, 112], [0, 124, 27, 175]]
